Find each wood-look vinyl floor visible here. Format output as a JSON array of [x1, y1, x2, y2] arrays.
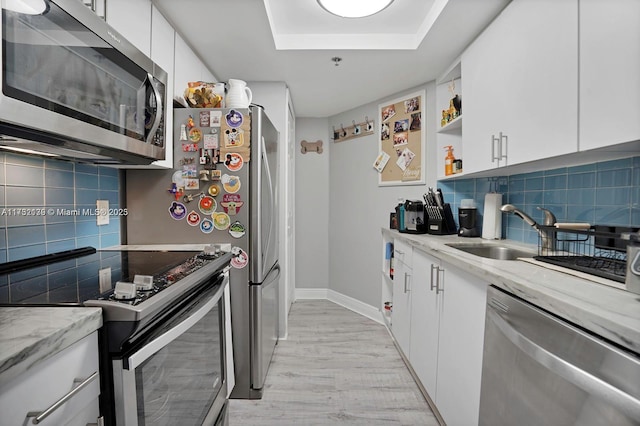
[[228, 300, 437, 425]]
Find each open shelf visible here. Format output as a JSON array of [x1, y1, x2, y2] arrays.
[[437, 115, 462, 133]]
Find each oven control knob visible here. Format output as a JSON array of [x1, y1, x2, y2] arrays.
[[134, 275, 154, 291], [113, 282, 137, 300]]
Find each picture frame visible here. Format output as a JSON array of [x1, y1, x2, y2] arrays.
[[377, 90, 425, 186]]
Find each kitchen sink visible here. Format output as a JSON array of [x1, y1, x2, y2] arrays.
[[445, 243, 534, 260]]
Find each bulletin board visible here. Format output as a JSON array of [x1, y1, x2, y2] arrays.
[[376, 90, 425, 186]]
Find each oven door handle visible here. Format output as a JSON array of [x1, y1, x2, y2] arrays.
[[125, 276, 227, 370]]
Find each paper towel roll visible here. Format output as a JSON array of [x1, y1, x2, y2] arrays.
[[482, 193, 503, 240]]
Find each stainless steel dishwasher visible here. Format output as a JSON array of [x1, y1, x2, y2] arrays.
[[479, 285, 640, 425]]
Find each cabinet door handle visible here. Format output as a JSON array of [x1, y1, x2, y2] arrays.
[[499, 132, 508, 161], [394, 249, 404, 255], [491, 134, 497, 162], [430, 264, 438, 291], [26, 371, 99, 424], [435, 267, 445, 294], [403, 272, 411, 293]]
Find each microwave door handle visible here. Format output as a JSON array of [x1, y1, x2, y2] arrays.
[[145, 73, 163, 144]]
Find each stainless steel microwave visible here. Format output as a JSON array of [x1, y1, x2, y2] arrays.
[[0, 0, 167, 164]]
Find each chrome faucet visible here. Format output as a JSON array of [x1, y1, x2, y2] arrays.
[[500, 204, 556, 251]]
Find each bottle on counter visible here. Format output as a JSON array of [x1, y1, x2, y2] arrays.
[[395, 199, 406, 231]]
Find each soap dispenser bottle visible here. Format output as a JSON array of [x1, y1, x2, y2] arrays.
[[444, 146, 455, 176]]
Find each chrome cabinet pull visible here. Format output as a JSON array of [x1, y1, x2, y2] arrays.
[[403, 272, 411, 293], [26, 371, 99, 424], [491, 134, 498, 162], [430, 264, 438, 291], [435, 266, 445, 294], [499, 132, 508, 162]]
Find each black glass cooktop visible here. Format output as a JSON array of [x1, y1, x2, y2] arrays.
[[0, 248, 206, 306]]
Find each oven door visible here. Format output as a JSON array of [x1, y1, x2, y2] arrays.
[[112, 274, 228, 426]]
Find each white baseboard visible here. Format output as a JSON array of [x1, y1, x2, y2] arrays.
[[295, 288, 384, 325]]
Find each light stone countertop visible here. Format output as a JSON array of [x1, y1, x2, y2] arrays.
[[384, 228, 640, 355], [0, 307, 103, 386]]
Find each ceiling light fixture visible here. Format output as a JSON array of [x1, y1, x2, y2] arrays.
[[331, 56, 342, 66], [317, 0, 394, 18], [1, 0, 48, 15]]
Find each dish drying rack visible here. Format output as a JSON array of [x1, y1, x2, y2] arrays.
[[534, 225, 637, 283]]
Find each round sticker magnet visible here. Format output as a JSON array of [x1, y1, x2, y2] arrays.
[[229, 221, 246, 238], [225, 110, 244, 128], [169, 201, 187, 220], [221, 174, 241, 194], [187, 211, 201, 226], [200, 218, 214, 234], [212, 212, 231, 230], [230, 247, 249, 269], [224, 153, 244, 171], [198, 196, 217, 215]]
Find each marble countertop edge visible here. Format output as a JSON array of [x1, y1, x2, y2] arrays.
[[0, 307, 103, 387], [383, 228, 640, 354]]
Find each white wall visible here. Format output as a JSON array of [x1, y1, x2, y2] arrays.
[[294, 118, 330, 289], [327, 82, 438, 308]]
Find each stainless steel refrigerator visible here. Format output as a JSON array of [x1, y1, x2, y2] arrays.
[[125, 106, 279, 399]]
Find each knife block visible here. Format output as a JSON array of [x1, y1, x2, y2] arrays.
[[426, 204, 457, 235]]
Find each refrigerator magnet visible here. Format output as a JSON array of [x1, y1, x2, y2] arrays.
[[224, 128, 244, 148], [203, 133, 218, 149], [198, 196, 217, 215], [212, 212, 230, 230], [211, 170, 222, 181], [187, 210, 201, 226], [208, 184, 221, 197], [199, 111, 210, 127], [210, 111, 222, 127], [229, 221, 246, 238], [184, 178, 199, 190], [221, 174, 241, 193], [224, 153, 244, 171], [225, 109, 244, 128], [189, 127, 202, 143], [180, 124, 188, 141], [220, 194, 244, 215], [168, 201, 187, 220], [200, 218, 214, 234], [230, 247, 248, 269]]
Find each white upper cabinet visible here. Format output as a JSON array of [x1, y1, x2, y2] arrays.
[[579, 0, 640, 151], [150, 6, 174, 169], [106, 0, 151, 56], [174, 33, 214, 99], [462, 0, 578, 174]]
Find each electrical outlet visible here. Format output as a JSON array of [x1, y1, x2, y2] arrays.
[[96, 199, 109, 226]]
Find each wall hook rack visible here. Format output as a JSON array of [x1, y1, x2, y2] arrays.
[[332, 117, 375, 143]]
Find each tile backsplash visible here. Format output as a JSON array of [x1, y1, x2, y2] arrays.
[[439, 156, 640, 245], [0, 153, 121, 263]]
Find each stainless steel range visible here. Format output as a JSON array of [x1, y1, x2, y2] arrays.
[[0, 246, 233, 426]]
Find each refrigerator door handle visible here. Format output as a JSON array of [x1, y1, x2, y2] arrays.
[[262, 136, 274, 268]]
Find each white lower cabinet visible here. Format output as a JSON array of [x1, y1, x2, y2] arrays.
[[409, 249, 488, 426], [0, 332, 101, 426], [391, 239, 413, 355], [409, 250, 441, 397]]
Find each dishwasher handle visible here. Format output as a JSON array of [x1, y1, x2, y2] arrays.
[[488, 307, 640, 420]]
